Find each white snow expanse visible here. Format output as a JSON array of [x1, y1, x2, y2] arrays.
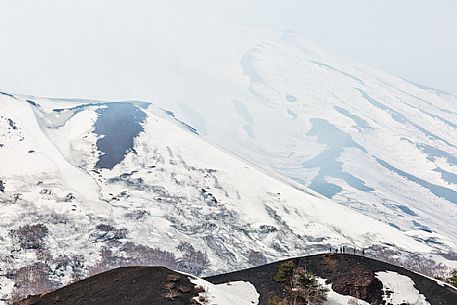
[[0, 93, 452, 303], [376, 271, 431, 305], [189, 277, 259, 305], [0, 6, 456, 303], [0, 5, 455, 261]]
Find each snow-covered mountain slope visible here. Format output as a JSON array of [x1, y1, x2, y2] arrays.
[[0, 93, 454, 302], [0, 8, 455, 260]]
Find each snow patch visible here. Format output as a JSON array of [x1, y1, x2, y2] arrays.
[[376, 271, 431, 305], [318, 278, 370, 305], [189, 276, 259, 305]]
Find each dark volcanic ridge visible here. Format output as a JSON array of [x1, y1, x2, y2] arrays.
[[14, 267, 198, 305], [208, 254, 457, 305], [13, 254, 457, 305]]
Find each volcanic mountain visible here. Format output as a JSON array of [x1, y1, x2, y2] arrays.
[[0, 4, 456, 263], [0, 92, 456, 303], [0, 5, 456, 303]]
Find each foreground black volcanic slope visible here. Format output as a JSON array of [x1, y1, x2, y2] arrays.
[[207, 254, 457, 305], [13, 254, 457, 305], [14, 267, 197, 305]]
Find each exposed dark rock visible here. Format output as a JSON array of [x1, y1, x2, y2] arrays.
[[92, 224, 127, 242], [259, 225, 278, 234], [94, 103, 147, 169], [7, 118, 18, 130], [207, 254, 457, 305], [0, 91, 15, 98], [40, 189, 52, 195], [10, 224, 49, 250], [13, 267, 197, 305], [11, 255, 457, 305], [330, 265, 383, 304], [65, 193, 75, 202], [176, 241, 209, 276], [26, 100, 40, 107]]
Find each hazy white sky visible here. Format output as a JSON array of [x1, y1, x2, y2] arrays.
[[0, 0, 455, 94], [197, 0, 457, 94]]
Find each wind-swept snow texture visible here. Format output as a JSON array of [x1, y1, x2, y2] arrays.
[[0, 7, 455, 259], [189, 277, 259, 305], [376, 271, 431, 305], [1, 94, 453, 303]]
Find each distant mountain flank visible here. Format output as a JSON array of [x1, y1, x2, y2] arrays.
[[1, 8, 456, 305], [1, 17, 455, 251], [0, 92, 456, 303]]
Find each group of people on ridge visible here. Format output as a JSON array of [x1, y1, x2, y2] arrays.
[[329, 246, 365, 256]]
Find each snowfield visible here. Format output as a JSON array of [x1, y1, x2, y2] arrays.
[[0, 94, 454, 303], [189, 277, 259, 305], [376, 271, 431, 305], [0, 6, 456, 303], [0, 5, 455, 261]]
